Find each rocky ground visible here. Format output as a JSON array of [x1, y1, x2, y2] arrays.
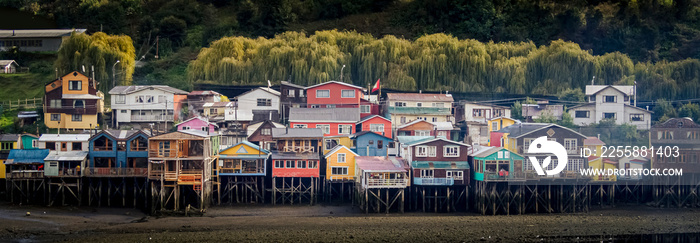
[[1, 203, 699, 242]]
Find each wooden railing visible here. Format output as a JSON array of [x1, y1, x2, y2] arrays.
[[414, 177, 454, 186], [7, 170, 44, 179], [283, 146, 315, 153], [58, 169, 80, 177], [366, 178, 408, 188], [86, 168, 148, 176], [131, 114, 174, 122], [0, 97, 42, 110], [484, 171, 526, 181]]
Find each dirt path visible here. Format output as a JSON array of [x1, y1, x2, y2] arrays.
[[1, 203, 700, 242]]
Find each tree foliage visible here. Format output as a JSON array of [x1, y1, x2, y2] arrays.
[[55, 31, 135, 93]]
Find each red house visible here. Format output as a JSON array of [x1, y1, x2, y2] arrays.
[[288, 108, 360, 137], [270, 128, 323, 178], [360, 97, 381, 117], [356, 115, 393, 139], [306, 81, 364, 108]]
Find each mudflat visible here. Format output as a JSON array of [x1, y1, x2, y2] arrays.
[[1, 203, 699, 242]]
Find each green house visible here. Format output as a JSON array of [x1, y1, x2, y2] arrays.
[[471, 146, 525, 182], [19, 134, 39, 149]]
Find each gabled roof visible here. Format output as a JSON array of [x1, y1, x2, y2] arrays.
[[5, 149, 50, 164], [281, 81, 305, 89], [0, 60, 18, 67], [188, 90, 221, 96], [203, 102, 235, 108], [470, 146, 506, 158], [91, 129, 150, 141], [271, 151, 320, 160], [397, 119, 435, 130], [0, 29, 86, 38], [149, 130, 212, 140], [247, 120, 285, 137], [350, 131, 392, 140], [272, 128, 323, 138], [325, 145, 359, 158], [45, 151, 89, 161], [39, 134, 91, 142], [433, 122, 454, 130], [387, 93, 454, 102], [288, 108, 360, 123], [305, 81, 363, 90], [494, 123, 549, 136], [461, 101, 508, 109], [407, 137, 470, 147], [0, 134, 20, 141], [504, 123, 587, 139], [236, 87, 281, 98], [108, 85, 188, 95], [220, 141, 269, 154], [357, 115, 391, 124], [585, 85, 634, 96], [175, 116, 219, 128], [584, 137, 606, 146], [397, 136, 435, 145], [355, 156, 408, 172]]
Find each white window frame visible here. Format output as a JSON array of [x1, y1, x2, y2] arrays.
[[428, 146, 436, 157], [316, 124, 330, 134], [316, 90, 330, 98], [444, 146, 459, 157], [369, 124, 384, 133], [337, 153, 346, 163], [158, 95, 166, 103], [416, 146, 428, 157], [360, 105, 370, 113], [420, 169, 434, 178], [72, 114, 82, 122], [50, 99, 61, 108], [293, 124, 308, 128], [341, 90, 355, 98], [274, 160, 284, 168], [416, 102, 422, 107], [68, 80, 81, 90], [50, 113, 60, 121], [261, 128, 271, 135], [416, 130, 430, 136], [446, 170, 464, 180], [181, 126, 191, 130], [338, 125, 352, 134], [492, 122, 499, 131], [115, 95, 126, 104], [564, 139, 577, 152], [288, 89, 295, 97]]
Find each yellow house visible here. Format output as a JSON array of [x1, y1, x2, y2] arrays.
[[488, 117, 517, 132], [322, 135, 353, 155], [218, 141, 268, 176], [324, 145, 358, 181], [44, 71, 104, 129], [583, 137, 606, 156], [588, 156, 617, 181], [0, 134, 19, 179]]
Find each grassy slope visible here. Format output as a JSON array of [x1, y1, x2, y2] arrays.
[[0, 73, 49, 101]]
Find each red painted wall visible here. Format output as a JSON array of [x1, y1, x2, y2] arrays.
[[272, 160, 320, 177], [307, 83, 361, 107], [358, 116, 393, 139], [490, 132, 504, 147], [290, 122, 356, 137], [360, 99, 380, 116]]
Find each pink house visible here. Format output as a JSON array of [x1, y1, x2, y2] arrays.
[[175, 116, 218, 133]]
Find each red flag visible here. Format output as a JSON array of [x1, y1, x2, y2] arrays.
[[371, 79, 380, 93]]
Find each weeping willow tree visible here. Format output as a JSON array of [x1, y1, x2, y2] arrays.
[[188, 30, 700, 100], [55, 32, 136, 93]]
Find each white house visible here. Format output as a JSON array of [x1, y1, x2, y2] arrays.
[[233, 87, 280, 122], [0, 60, 19, 73], [568, 85, 652, 130], [109, 85, 189, 129], [460, 101, 511, 123], [38, 134, 90, 152]]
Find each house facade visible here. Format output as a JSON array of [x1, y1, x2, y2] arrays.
[[187, 90, 222, 117], [288, 108, 360, 137], [396, 119, 451, 139], [270, 128, 323, 178], [234, 87, 280, 124], [306, 81, 363, 109], [0, 29, 87, 52], [247, 120, 285, 151], [650, 118, 700, 173], [386, 93, 454, 133], [471, 146, 525, 181], [356, 115, 392, 139], [87, 130, 150, 177], [325, 145, 358, 181], [176, 116, 218, 133], [568, 85, 652, 129], [407, 137, 471, 186], [44, 71, 104, 129], [352, 131, 393, 157], [458, 101, 511, 123], [109, 85, 188, 129], [218, 141, 268, 176], [280, 81, 306, 123], [0, 60, 19, 73]]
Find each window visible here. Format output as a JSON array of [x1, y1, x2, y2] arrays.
[[416, 146, 436, 157], [146, 95, 154, 103], [438, 131, 447, 137], [416, 102, 422, 107], [275, 160, 284, 168], [32, 139, 38, 148], [209, 108, 217, 115], [308, 161, 318, 168], [361, 105, 370, 113], [181, 126, 190, 130], [444, 146, 459, 157], [293, 124, 308, 128], [257, 98, 272, 106], [68, 80, 82, 90], [575, 111, 590, 118], [73, 100, 84, 108], [338, 125, 352, 134], [415, 130, 430, 136], [630, 114, 644, 122], [46, 142, 56, 150], [50, 114, 60, 121], [659, 131, 674, 140], [299, 90, 305, 97], [297, 160, 307, 169], [326, 104, 335, 108], [120, 110, 127, 113], [523, 138, 534, 150], [310, 105, 320, 108], [261, 128, 271, 135], [564, 139, 577, 152], [473, 109, 490, 118], [201, 127, 208, 132], [604, 95, 616, 103], [432, 117, 438, 122], [136, 96, 144, 103], [331, 167, 348, 175], [566, 159, 584, 172], [72, 114, 82, 122], [286, 160, 295, 168], [158, 141, 170, 157], [590, 96, 596, 102], [377, 140, 383, 149], [400, 117, 406, 124], [325, 139, 338, 150], [370, 124, 384, 133], [316, 124, 330, 134], [433, 103, 444, 108], [288, 90, 295, 97], [337, 153, 346, 163], [603, 112, 616, 120], [50, 99, 61, 108], [316, 90, 330, 98], [72, 142, 81, 151], [394, 102, 406, 107], [447, 171, 464, 180], [341, 90, 355, 98], [420, 169, 434, 178], [492, 122, 499, 131]]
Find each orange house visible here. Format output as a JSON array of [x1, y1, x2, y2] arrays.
[[44, 71, 104, 129]]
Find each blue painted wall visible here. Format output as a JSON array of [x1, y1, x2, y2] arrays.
[[88, 133, 149, 168], [353, 132, 392, 157]]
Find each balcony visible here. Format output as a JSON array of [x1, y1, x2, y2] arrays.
[[7, 170, 44, 179], [413, 177, 454, 186], [131, 114, 174, 122], [388, 106, 451, 115], [366, 178, 408, 188], [85, 168, 148, 177], [283, 146, 315, 153], [483, 171, 526, 181]]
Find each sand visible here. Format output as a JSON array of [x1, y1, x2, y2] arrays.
[[1, 203, 700, 242]]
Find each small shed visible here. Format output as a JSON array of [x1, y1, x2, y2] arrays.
[[44, 151, 88, 177], [4, 149, 50, 179], [0, 60, 19, 73]]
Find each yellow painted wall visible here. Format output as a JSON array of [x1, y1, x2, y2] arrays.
[[325, 146, 356, 181], [322, 136, 353, 155], [588, 158, 617, 181], [61, 72, 91, 95], [488, 117, 516, 132], [586, 145, 603, 156], [0, 141, 17, 179], [220, 143, 263, 156], [44, 114, 99, 129]]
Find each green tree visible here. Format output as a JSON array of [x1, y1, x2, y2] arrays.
[[511, 101, 523, 120], [678, 103, 700, 122], [557, 88, 585, 103], [652, 99, 677, 121]]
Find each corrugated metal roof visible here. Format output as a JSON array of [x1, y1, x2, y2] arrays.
[[350, 131, 392, 140], [494, 123, 548, 137], [281, 81, 305, 89], [357, 115, 390, 124], [389, 107, 452, 115], [0, 134, 20, 141], [288, 108, 360, 122], [98, 129, 149, 140], [271, 128, 323, 138], [270, 151, 320, 160], [62, 93, 102, 100], [5, 149, 50, 164], [397, 136, 435, 145], [39, 134, 90, 142], [45, 151, 88, 161], [0, 29, 86, 38], [387, 93, 454, 102], [412, 161, 470, 169], [108, 85, 188, 95], [355, 156, 408, 172], [188, 90, 221, 96], [433, 122, 454, 130], [470, 146, 504, 158]]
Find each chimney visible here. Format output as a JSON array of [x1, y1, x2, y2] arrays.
[[591, 76, 595, 85], [597, 134, 600, 139], [419, 90, 422, 94], [12, 30, 15, 36]]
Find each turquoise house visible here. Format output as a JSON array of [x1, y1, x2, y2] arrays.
[[470, 146, 525, 181]]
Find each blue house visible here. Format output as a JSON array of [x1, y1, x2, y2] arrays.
[[5, 149, 50, 180], [351, 131, 393, 157], [88, 130, 150, 177]]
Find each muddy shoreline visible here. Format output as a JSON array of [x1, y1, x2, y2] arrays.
[[1, 203, 699, 242]]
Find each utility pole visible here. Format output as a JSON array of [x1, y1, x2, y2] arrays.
[[340, 65, 346, 82], [112, 60, 120, 88]]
